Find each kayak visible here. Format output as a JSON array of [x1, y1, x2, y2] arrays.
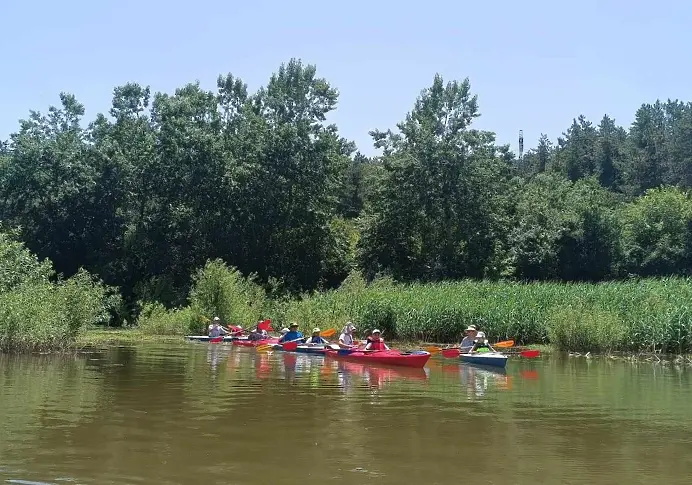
[[233, 337, 279, 347], [273, 344, 327, 355], [459, 351, 508, 368], [324, 349, 431, 368], [186, 335, 236, 342]]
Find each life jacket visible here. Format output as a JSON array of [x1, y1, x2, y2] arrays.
[[369, 339, 385, 351]]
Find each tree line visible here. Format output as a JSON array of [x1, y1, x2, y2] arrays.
[[2, 58, 692, 322]]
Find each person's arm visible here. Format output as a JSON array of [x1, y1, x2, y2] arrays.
[[364, 342, 373, 350], [383, 341, 390, 350]]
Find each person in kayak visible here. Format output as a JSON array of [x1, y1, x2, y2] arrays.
[[208, 317, 229, 338], [460, 325, 488, 353], [304, 327, 330, 345], [278, 322, 304, 344], [247, 327, 265, 341], [364, 329, 389, 351], [338, 322, 357, 348]]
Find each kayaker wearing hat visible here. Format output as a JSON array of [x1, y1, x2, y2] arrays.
[[208, 317, 229, 338], [338, 322, 357, 348], [364, 329, 389, 351], [460, 325, 487, 353], [304, 327, 330, 345], [278, 322, 305, 344]]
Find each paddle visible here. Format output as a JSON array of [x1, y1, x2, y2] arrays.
[[210, 336, 224, 343], [441, 348, 540, 359], [425, 340, 515, 354]]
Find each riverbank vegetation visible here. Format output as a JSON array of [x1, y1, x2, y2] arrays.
[[4, 59, 692, 353], [137, 262, 692, 354], [0, 230, 118, 352]]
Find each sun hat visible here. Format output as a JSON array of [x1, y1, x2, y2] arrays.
[[213, 316, 221, 322], [290, 322, 299, 328], [465, 325, 477, 332], [372, 329, 381, 334], [312, 327, 321, 333]]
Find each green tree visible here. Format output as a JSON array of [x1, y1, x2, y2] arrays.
[[359, 74, 512, 280]]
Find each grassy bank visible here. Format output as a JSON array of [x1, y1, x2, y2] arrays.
[[136, 262, 692, 355]]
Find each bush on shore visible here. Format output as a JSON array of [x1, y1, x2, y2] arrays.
[[0, 232, 119, 353]]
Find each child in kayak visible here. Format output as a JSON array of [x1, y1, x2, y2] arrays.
[[338, 322, 357, 348], [304, 328, 330, 345], [364, 329, 389, 351], [278, 322, 305, 344], [208, 317, 229, 338]]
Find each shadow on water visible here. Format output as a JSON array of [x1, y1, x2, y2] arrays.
[[1, 343, 692, 485]]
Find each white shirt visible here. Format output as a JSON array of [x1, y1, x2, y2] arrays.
[[339, 332, 354, 345]]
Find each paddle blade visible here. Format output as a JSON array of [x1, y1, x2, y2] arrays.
[[441, 349, 461, 358], [256, 344, 273, 352], [423, 346, 442, 354], [520, 350, 540, 358], [258, 320, 272, 332], [494, 340, 515, 348], [321, 328, 336, 338], [283, 341, 299, 351]]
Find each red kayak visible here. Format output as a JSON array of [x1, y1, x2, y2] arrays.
[[324, 348, 431, 368], [232, 337, 278, 347]]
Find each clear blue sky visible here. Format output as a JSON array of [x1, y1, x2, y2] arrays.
[[2, 0, 691, 156]]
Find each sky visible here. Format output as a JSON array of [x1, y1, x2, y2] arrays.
[[2, 0, 691, 156]]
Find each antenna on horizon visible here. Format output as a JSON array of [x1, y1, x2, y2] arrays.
[[519, 130, 524, 162]]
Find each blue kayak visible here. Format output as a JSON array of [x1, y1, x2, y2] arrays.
[[459, 352, 508, 368]]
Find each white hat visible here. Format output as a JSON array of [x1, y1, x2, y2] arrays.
[[280, 328, 289, 334], [465, 325, 477, 332], [312, 327, 321, 333], [213, 316, 221, 322], [372, 329, 381, 334]]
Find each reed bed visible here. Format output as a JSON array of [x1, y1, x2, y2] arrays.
[[274, 274, 692, 354], [137, 262, 692, 354]]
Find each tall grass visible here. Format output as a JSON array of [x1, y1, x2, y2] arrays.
[[273, 273, 692, 354], [136, 260, 692, 354]]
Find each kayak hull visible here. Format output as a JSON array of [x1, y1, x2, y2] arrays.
[[459, 352, 508, 368], [325, 349, 431, 368], [186, 335, 236, 342], [273, 344, 327, 354]]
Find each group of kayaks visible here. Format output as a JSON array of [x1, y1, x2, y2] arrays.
[[185, 334, 511, 369]]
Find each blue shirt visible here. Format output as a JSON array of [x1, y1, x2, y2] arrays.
[[279, 331, 304, 343]]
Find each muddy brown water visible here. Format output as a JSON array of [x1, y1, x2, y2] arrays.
[[1, 342, 691, 484]]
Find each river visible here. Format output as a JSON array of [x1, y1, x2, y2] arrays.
[[1, 342, 691, 484]]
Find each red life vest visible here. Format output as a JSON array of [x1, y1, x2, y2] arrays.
[[369, 339, 385, 351]]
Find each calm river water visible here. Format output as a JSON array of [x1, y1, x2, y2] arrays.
[[1, 342, 691, 484]]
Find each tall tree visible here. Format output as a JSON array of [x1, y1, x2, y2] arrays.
[[359, 74, 512, 280]]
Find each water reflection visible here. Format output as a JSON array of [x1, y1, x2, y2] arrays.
[[3, 344, 692, 485]]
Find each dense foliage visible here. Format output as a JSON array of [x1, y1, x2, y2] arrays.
[[3, 59, 692, 327], [0, 230, 118, 352]]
